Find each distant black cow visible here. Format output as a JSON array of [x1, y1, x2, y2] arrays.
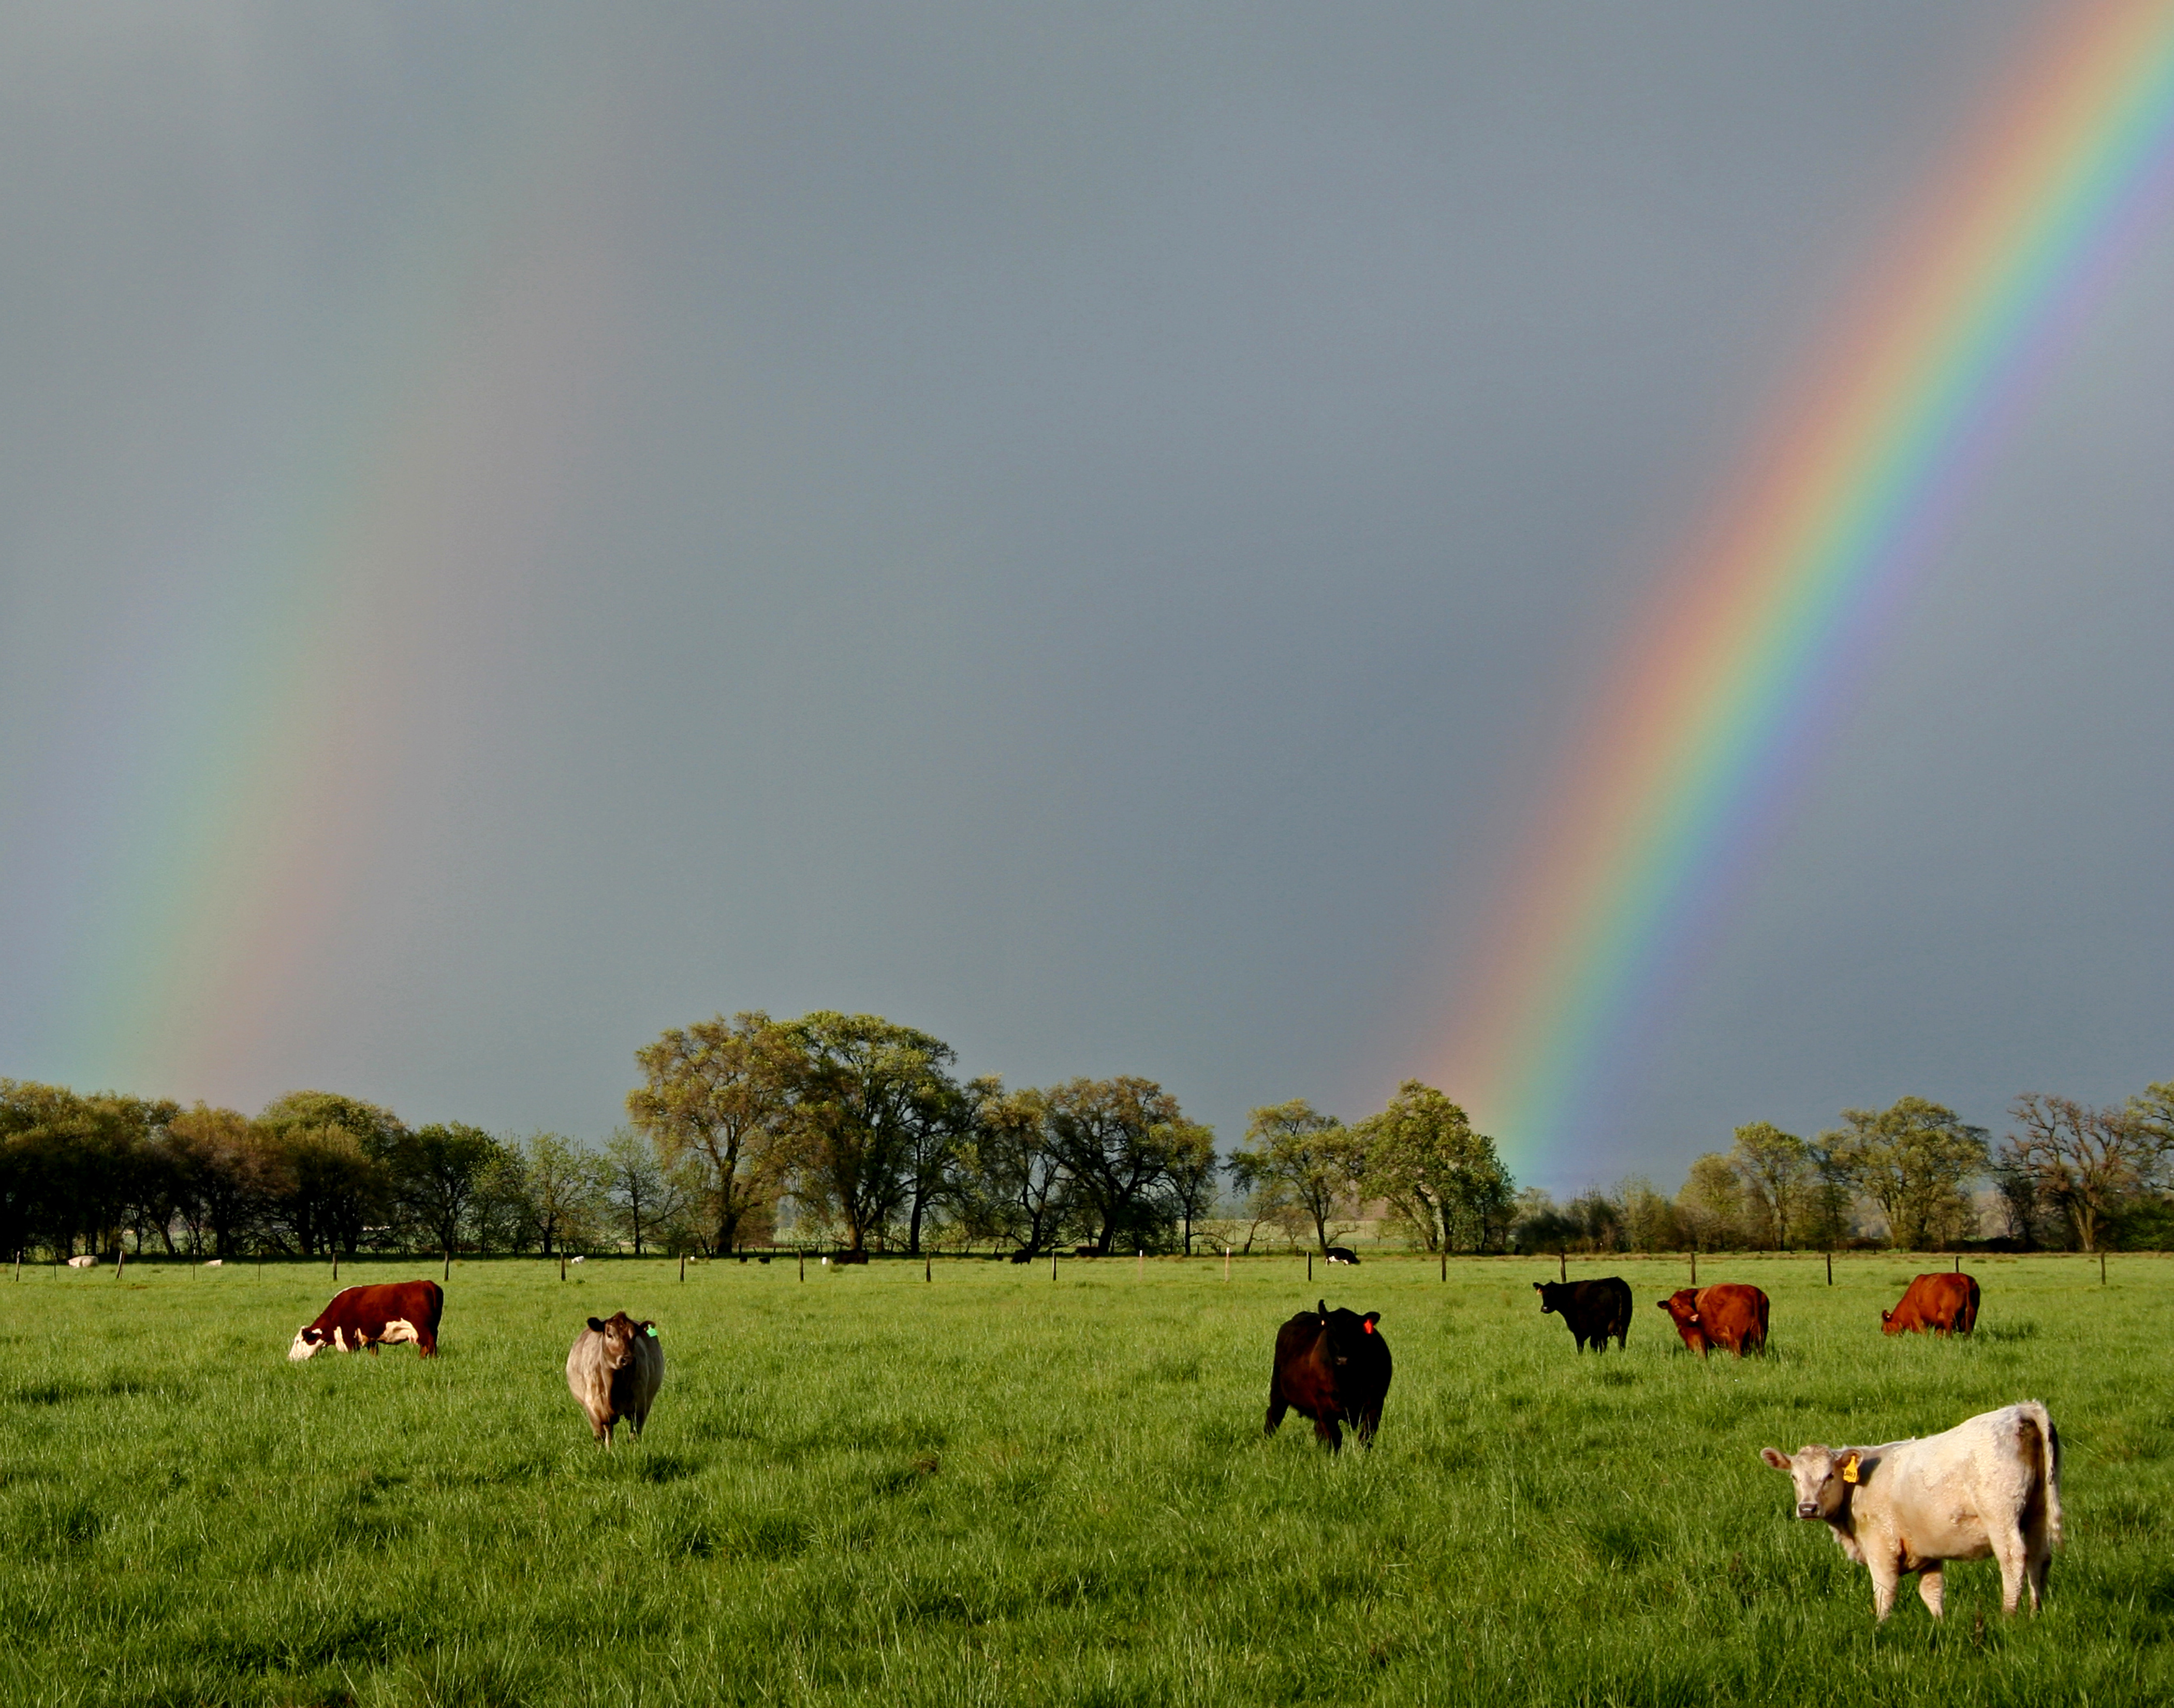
[[1324, 1247, 1360, 1265], [1266, 1299, 1392, 1452], [1533, 1277, 1632, 1353]]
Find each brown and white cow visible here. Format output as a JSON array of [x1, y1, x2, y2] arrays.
[[566, 1312, 665, 1446], [1760, 1401, 2061, 1620], [288, 1279, 444, 1361], [1883, 1272, 1979, 1336], [1655, 1283, 1768, 1357]]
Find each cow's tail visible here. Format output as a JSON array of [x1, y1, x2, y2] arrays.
[[2021, 1400, 2063, 1548]]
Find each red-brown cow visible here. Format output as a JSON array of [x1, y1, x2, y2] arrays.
[[288, 1279, 444, 1361], [1883, 1272, 1979, 1336], [1656, 1283, 1768, 1357]]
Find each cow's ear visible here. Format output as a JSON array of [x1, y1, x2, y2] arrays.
[[586, 1317, 606, 1333], [1317, 1299, 1329, 1317], [1362, 1312, 1380, 1330], [1532, 1281, 1543, 1291], [1759, 1448, 1791, 1471]]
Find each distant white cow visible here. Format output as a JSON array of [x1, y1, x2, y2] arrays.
[[569, 1255, 584, 1264], [203, 1259, 223, 1268], [1760, 1401, 2061, 1620], [66, 1255, 97, 1269]]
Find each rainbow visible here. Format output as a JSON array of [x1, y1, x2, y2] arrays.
[[27, 57, 624, 1106], [1439, 0, 2174, 1174]]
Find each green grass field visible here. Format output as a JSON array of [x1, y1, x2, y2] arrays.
[[3, 1251, 2167, 1706]]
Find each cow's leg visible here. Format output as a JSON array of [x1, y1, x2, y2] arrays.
[[2025, 1538, 2050, 1611], [1868, 1555, 1902, 1621], [1917, 1565, 1945, 1619], [1991, 1527, 2029, 1613], [367, 1342, 381, 1357], [1313, 1414, 1343, 1452], [1355, 1406, 1381, 1448], [1264, 1392, 1288, 1437]]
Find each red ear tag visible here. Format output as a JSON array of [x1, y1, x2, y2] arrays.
[[1363, 1321, 1373, 1334]]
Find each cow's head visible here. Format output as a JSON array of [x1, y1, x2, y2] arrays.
[[1759, 1444, 1860, 1523], [1879, 1307, 1900, 1335], [288, 1326, 329, 1362], [1312, 1301, 1382, 1367], [1532, 1281, 1566, 1314], [587, 1312, 655, 1372]]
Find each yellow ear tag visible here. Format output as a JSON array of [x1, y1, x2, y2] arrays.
[[1841, 1453, 1860, 1485]]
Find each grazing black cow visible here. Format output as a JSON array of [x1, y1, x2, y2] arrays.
[[1533, 1277, 1632, 1352], [1324, 1246, 1360, 1265], [1265, 1299, 1392, 1452]]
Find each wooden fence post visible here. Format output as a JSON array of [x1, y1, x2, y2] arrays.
[[1051, 1249, 1057, 1282], [1558, 1251, 1566, 1284], [799, 1249, 806, 1282], [1138, 1250, 1143, 1279], [925, 1254, 932, 1283], [443, 1248, 450, 1284], [1308, 1253, 1313, 1283], [560, 1252, 567, 1282], [1441, 1249, 1447, 1283], [2100, 1250, 2107, 1286], [1826, 1250, 1832, 1286], [680, 1253, 686, 1283], [1224, 1246, 1231, 1282], [1953, 1254, 1960, 1274], [115, 1245, 125, 1282], [1690, 1250, 1697, 1287], [332, 1252, 339, 1284]]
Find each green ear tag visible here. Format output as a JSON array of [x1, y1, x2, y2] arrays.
[[645, 1327, 657, 1337]]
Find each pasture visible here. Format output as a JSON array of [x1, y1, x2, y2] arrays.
[[3, 1252, 2168, 1706]]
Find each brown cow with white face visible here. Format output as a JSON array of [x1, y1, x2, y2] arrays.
[[288, 1280, 443, 1361], [566, 1312, 665, 1446], [1760, 1402, 2061, 1621]]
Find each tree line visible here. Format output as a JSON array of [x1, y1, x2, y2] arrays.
[[1512, 1086, 2174, 1256], [4, 1010, 2164, 1259]]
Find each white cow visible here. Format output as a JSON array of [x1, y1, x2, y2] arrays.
[[66, 1255, 97, 1269], [1760, 1401, 2061, 1620]]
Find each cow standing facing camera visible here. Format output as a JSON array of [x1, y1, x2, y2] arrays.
[[1265, 1300, 1391, 1452], [1759, 1402, 2061, 1621], [567, 1312, 664, 1446]]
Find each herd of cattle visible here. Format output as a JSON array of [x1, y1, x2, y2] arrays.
[[283, 1265, 2051, 1623]]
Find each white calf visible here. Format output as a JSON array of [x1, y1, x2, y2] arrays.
[[1760, 1401, 2061, 1621]]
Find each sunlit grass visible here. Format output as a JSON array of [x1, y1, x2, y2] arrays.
[[1, 1251, 2166, 1705]]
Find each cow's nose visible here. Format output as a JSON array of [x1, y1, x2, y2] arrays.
[[1796, 1502, 1819, 1519]]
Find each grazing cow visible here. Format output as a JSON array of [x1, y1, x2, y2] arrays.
[[1265, 1299, 1391, 1452], [203, 1259, 223, 1268], [566, 1312, 665, 1446], [1760, 1401, 2061, 1621], [66, 1255, 97, 1269], [1533, 1277, 1632, 1352], [1883, 1272, 1980, 1336], [1656, 1284, 1768, 1357], [288, 1279, 443, 1361], [569, 1255, 584, 1264], [1324, 1247, 1360, 1265]]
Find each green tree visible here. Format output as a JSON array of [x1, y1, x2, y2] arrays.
[[1353, 1082, 1515, 1254], [1162, 1120, 1219, 1255], [1729, 1121, 1810, 1249], [773, 1012, 965, 1256], [601, 1127, 668, 1255], [1823, 1097, 1988, 1250], [1042, 1076, 1188, 1255], [1230, 1099, 1361, 1257], [515, 1131, 604, 1256], [629, 1012, 797, 1256], [160, 1103, 259, 1257], [1677, 1153, 1744, 1249], [961, 1080, 1075, 1258], [390, 1122, 503, 1258], [2002, 1092, 2168, 1253]]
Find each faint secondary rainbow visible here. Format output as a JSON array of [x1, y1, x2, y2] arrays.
[[1439, 0, 2174, 1173]]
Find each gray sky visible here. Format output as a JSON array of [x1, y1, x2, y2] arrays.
[[3, 3, 2168, 1192]]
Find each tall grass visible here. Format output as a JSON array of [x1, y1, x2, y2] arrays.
[[0, 1252, 2165, 1705]]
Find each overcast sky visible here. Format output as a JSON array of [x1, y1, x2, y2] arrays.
[[3, 3, 2168, 1192]]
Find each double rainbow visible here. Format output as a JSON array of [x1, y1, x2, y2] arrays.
[[1441, 0, 2174, 1170]]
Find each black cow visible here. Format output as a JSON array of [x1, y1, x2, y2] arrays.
[[1533, 1277, 1632, 1352], [1265, 1299, 1392, 1452], [1324, 1247, 1360, 1265]]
